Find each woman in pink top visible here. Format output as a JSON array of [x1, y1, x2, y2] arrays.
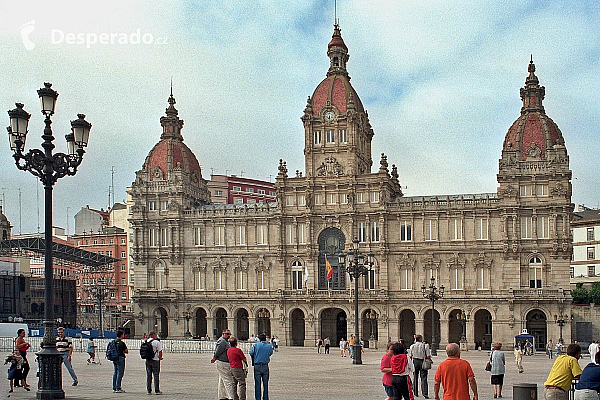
[[381, 343, 394, 400], [227, 336, 247, 400]]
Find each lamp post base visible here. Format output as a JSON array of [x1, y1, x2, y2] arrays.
[[352, 344, 363, 365], [460, 340, 468, 352], [36, 346, 65, 399]]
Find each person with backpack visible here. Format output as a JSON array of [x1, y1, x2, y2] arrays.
[[142, 330, 163, 395], [108, 330, 129, 393]]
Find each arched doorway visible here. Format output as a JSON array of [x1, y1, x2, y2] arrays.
[[474, 309, 492, 350], [320, 308, 347, 346], [236, 309, 249, 340], [155, 307, 169, 338], [362, 309, 379, 341], [195, 308, 207, 338], [399, 309, 415, 343], [317, 228, 346, 290], [526, 309, 547, 351], [257, 308, 271, 336], [290, 308, 305, 346], [448, 309, 463, 344], [423, 309, 440, 348], [215, 307, 228, 337]]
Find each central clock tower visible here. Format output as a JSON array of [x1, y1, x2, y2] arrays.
[[302, 23, 373, 178]]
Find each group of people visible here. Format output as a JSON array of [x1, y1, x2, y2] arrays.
[[4, 328, 32, 393], [211, 329, 274, 400], [543, 342, 600, 400], [316, 337, 331, 354]]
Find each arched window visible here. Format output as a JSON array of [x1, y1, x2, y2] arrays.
[[529, 256, 543, 288], [292, 260, 303, 290]]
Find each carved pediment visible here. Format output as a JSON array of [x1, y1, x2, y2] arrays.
[[447, 252, 465, 269], [525, 142, 542, 160], [396, 253, 415, 272], [316, 156, 344, 177], [421, 253, 440, 270], [473, 251, 492, 269]]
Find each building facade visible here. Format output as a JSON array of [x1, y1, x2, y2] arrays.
[[207, 174, 276, 205], [130, 24, 573, 349], [571, 207, 600, 283]]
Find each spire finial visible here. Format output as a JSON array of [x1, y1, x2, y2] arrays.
[[168, 78, 176, 107], [334, 0, 338, 25], [170, 77, 173, 97]]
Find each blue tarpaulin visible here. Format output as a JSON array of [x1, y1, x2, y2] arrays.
[[29, 328, 117, 339]]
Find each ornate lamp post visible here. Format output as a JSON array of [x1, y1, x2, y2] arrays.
[[554, 313, 568, 344], [184, 312, 191, 337], [7, 83, 91, 399], [366, 309, 378, 349], [337, 238, 374, 365], [457, 309, 468, 351], [422, 276, 444, 356]]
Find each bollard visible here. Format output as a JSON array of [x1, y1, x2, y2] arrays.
[[513, 383, 537, 400]]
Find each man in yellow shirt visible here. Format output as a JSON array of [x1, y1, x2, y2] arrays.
[[544, 343, 582, 400]]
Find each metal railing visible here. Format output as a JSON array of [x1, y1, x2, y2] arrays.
[[0, 337, 253, 354]]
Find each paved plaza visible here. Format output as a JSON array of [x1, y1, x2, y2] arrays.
[[2, 346, 579, 399]]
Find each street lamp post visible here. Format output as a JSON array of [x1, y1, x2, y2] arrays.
[[457, 310, 468, 351], [554, 313, 568, 344], [184, 312, 191, 337], [7, 83, 91, 399], [366, 309, 378, 349], [422, 276, 444, 356], [337, 238, 374, 365]]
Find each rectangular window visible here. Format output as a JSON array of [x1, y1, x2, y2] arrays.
[[588, 247, 595, 260], [297, 195, 306, 206], [237, 270, 245, 290], [529, 267, 542, 288], [358, 222, 367, 243], [215, 226, 224, 246], [120, 251, 126, 258], [247, 199, 256, 205], [340, 193, 348, 204], [258, 189, 266, 195], [292, 270, 303, 290], [370, 191, 379, 203], [109, 239, 114, 244], [121, 264, 126, 272], [285, 195, 295, 206], [269, 191, 276, 196], [121, 291, 127, 299], [475, 218, 489, 240], [450, 218, 463, 241], [588, 266, 596, 277], [233, 197, 243, 204], [121, 277, 126, 285], [315, 194, 323, 205], [149, 229, 158, 247], [259, 270, 266, 290], [232, 186, 241, 192], [326, 129, 335, 143], [245, 187, 254, 193], [424, 219, 437, 241], [314, 130, 322, 145], [148, 201, 157, 211], [521, 217, 533, 239], [478, 267, 490, 290], [356, 192, 365, 203], [237, 226, 246, 245], [194, 226, 203, 246], [99, 251, 104, 255], [110, 291, 115, 299], [537, 216, 549, 239], [120, 238, 126, 245], [257, 225, 267, 245], [299, 224, 306, 244], [363, 269, 375, 290], [215, 190, 223, 197], [400, 221, 412, 242], [401, 269, 412, 290], [160, 201, 168, 211], [327, 193, 336, 205], [196, 270, 204, 290], [160, 228, 169, 247], [535, 184, 548, 197], [339, 129, 347, 143], [371, 221, 380, 242], [286, 224, 294, 245], [519, 185, 533, 197], [570, 267, 574, 278], [588, 228, 595, 241], [451, 268, 464, 290], [216, 269, 224, 290]]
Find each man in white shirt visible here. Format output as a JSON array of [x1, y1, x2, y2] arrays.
[[589, 341, 598, 364], [145, 330, 163, 395], [409, 335, 432, 399]]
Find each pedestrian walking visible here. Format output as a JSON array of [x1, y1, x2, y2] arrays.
[[381, 343, 394, 400], [317, 338, 323, 354], [5, 351, 25, 393], [409, 334, 431, 399], [514, 345, 524, 373], [86, 337, 98, 364], [574, 351, 600, 399], [324, 337, 330, 354], [391, 341, 414, 400], [111, 330, 129, 393], [14, 328, 31, 390], [143, 330, 163, 395], [249, 333, 273, 400], [227, 336, 247, 400], [544, 343, 583, 400], [589, 341, 599, 365], [56, 327, 78, 386], [211, 329, 235, 400], [348, 335, 356, 359], [547, 340, 554, 359], [489, 343, 505, 398], [340, 338, 347, 357], [556, 341, 562, 356], [273, 336, 280, 352], [434, 343, 478, 400]]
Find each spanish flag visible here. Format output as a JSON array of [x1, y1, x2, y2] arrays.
[[326, 256, 333, 280]]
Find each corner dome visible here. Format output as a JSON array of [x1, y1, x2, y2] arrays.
[[143, 139, 202, 183], [503, 58, 566, 161], [311, 74, 364, 116]]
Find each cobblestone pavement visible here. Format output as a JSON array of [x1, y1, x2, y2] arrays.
[[2, 347, 583, 399]]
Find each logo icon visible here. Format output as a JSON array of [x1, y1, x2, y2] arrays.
[[21, 20, 35, 50]]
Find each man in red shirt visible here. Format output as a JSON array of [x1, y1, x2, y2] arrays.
[[434, 343, 478, 400], [227, 336, 247, 400]]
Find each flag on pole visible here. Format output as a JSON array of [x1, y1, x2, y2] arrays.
[[326, 256, 333, 280], [304, 264, 309, 285], [349, 272, 353, 282]]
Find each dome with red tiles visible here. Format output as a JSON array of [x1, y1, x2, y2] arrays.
[[503, 59, 565, 161], [311, 74, 364, 116], [142, 93, 202, 185]]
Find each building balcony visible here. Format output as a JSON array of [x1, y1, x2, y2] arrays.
[[510, 287, 569, 299]]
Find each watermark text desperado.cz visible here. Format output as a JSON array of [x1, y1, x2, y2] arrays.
[[51, 29, 167, 48]]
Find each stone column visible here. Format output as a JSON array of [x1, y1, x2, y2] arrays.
[[439, 318, 449, 348], [466, 319, 475, 350], [248, 317, 256, 337], [415, 318, 425, 338]]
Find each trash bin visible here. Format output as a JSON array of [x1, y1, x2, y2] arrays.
[[513, 383, 537, 400], [363, 340, 369, 349]]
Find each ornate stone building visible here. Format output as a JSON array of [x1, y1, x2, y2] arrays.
[[129, 25, 573, 350]]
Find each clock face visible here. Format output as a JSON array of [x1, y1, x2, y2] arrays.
[[324, 111, 335, 122]]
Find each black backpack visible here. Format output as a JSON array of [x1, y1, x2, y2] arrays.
[[140, 339, 155, 360]]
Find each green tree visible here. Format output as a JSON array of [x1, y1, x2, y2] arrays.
[[572, 283, 590, 304], [589, 282, 600, 305]]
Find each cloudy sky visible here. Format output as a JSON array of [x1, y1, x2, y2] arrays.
[[0, 0, 599, 235]]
